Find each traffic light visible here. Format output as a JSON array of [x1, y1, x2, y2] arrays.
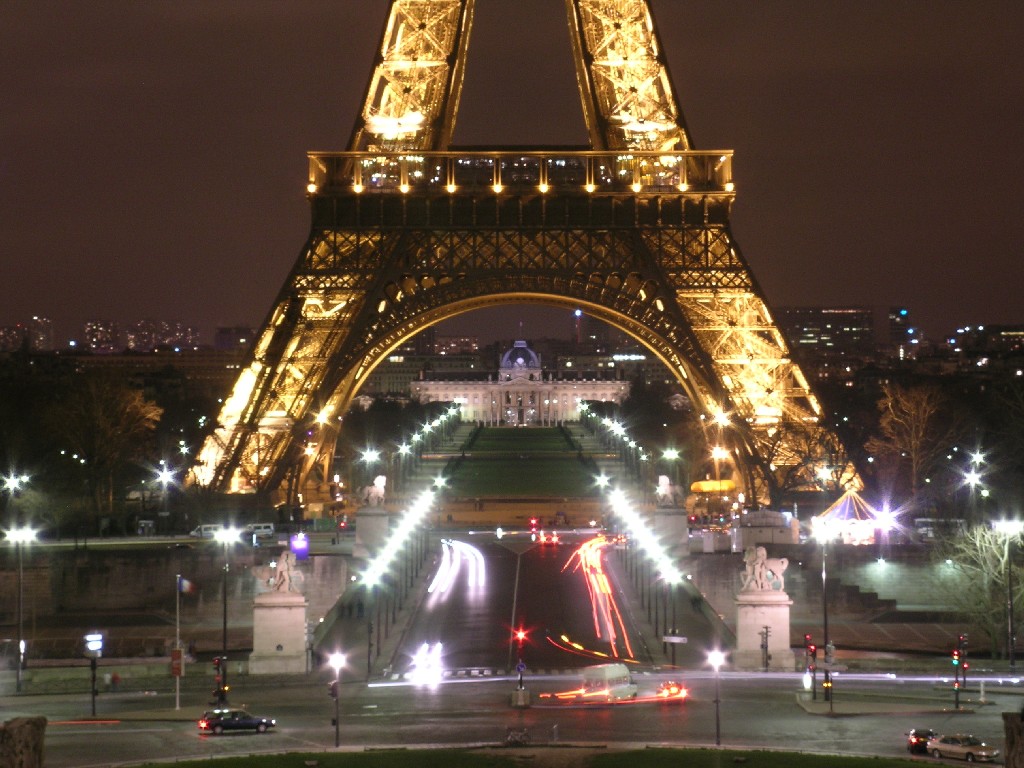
[[951, 649, 960, 666], [515, 628, 527, 647], [328, 680, 338, 699], [212, 656, 221, 672]]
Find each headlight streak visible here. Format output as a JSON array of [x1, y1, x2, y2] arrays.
[[426, 539, 486, 608], [407, 641, 444, 687], [562, 536, 635, 660]]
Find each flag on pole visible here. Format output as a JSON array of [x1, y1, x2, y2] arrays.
[[178, 576, 197, 594]]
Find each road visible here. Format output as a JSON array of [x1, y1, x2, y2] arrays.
[[29, 672, 1018, 766], [8, 528, 1019, 765]]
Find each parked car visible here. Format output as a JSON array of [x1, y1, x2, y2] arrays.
[[198, 709, 276, 735], [906, 727, 936, 754], [926, 733, 999, 762]]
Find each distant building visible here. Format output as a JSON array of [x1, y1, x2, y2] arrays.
[[0, 317, 55, 352], [411, 339, 627, 425], [125, 320, 199, 351], [887, 306, 921, 358], [777, 306, 875, 356], [28, 316, 54, 351], [434, 335, 479, 355], [83, 320, 121, 353]]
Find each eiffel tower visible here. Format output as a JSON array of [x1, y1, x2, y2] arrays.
[[195, 0, 854, 507]]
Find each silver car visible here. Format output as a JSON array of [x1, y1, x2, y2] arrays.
[[926, 734, 999, 762]]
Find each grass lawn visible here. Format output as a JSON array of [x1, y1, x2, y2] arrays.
[[445, 457, 598, 497], [439, 427, 598, 498], [133, 747, 921, 768]]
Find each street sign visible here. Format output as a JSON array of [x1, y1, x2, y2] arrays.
[[662, 635, 688, 644], [515, 661, 526, 674]]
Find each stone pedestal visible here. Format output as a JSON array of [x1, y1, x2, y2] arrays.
[[733, 591, 793, 671], [510, 688, 531, 708], [353, 505, 389, 560], [651, 507, 687, 554], [248, 592, 308, 674]]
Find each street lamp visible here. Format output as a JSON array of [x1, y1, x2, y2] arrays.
[[156, 466, 174, 523], [707, 649, 726, 746], [327, 651, 346, 747], [812, 518, 838, 706], [8, 525, 37, 693], [84, 632, 103, 716], [994, 519, 1024, 674], [213, 526, 240, 657]]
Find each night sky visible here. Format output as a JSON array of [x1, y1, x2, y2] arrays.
[[2, 1, 1022, 346]]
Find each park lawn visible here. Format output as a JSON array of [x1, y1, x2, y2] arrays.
[[445, 456, 598, 497], [469, 428, 571, 453], [136, 747, 922, 768]]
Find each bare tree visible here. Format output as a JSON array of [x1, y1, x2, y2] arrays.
[[46, 371, 163, 529], [937, 524, 1024, 659], [865, 382, 963, 503]]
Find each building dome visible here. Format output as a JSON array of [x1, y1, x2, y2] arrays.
[[499, 340, 540, 371]]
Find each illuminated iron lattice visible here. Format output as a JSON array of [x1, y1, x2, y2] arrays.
[[194, 0, 855, 506]]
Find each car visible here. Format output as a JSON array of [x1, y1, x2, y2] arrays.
[[906, 727, 937, 754], [198, 709, 276, 735], [926, 734, 1000, 762], [655, 680, 688, 700], [538, 530, 560, 545]]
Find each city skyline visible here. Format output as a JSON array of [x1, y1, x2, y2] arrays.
[[2, 2, 1022, 345]]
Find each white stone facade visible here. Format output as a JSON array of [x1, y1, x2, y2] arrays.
[[409, 340, 627, 425]]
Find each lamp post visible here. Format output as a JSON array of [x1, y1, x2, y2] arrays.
[[995, 520, 1023, 673], [328, 651, 346, 747], [156, 466, 173, 521], [9, 526, 37, 693], [707, 650, 725, 746], [813, 518, 835, 706], [213, 527, 239, 656], [84, 632, 103, 716]]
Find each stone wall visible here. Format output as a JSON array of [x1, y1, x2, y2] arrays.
[[0, 545, 346, 659]]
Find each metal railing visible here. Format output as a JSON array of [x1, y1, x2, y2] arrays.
[[307, 149, 733, 196]]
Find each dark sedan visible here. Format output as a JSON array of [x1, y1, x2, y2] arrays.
[[198, 709, 276, 735]]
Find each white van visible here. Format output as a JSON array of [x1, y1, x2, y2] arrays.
[[245, 523, 275, 539], [580, 663, 637, 701], [189, 524, 223, 539]]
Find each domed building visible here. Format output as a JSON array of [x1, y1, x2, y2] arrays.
[[410, 339, 627, 426]]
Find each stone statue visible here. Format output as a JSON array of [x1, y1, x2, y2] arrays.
[[361, 474, 387, 506], [272, 551, 297, 593], [740, 546, 788, 592], [654, 474, 684, 507]]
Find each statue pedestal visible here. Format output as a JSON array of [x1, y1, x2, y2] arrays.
[[733, 591, 793, 671], [248, 592, 308, 675], [353, 505, 389, 560]]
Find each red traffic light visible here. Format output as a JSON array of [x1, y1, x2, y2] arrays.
[[807, 644, 816, 655], [212, 657, 221, 671], [514, 629, 527, 645]]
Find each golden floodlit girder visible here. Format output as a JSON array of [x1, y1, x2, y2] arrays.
[[195, 0, 856, 504], [348, 0, 474, 152], [567, 0, 689, 151]]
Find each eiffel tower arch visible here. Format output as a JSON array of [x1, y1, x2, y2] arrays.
[[195, 0, 856, 508]]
